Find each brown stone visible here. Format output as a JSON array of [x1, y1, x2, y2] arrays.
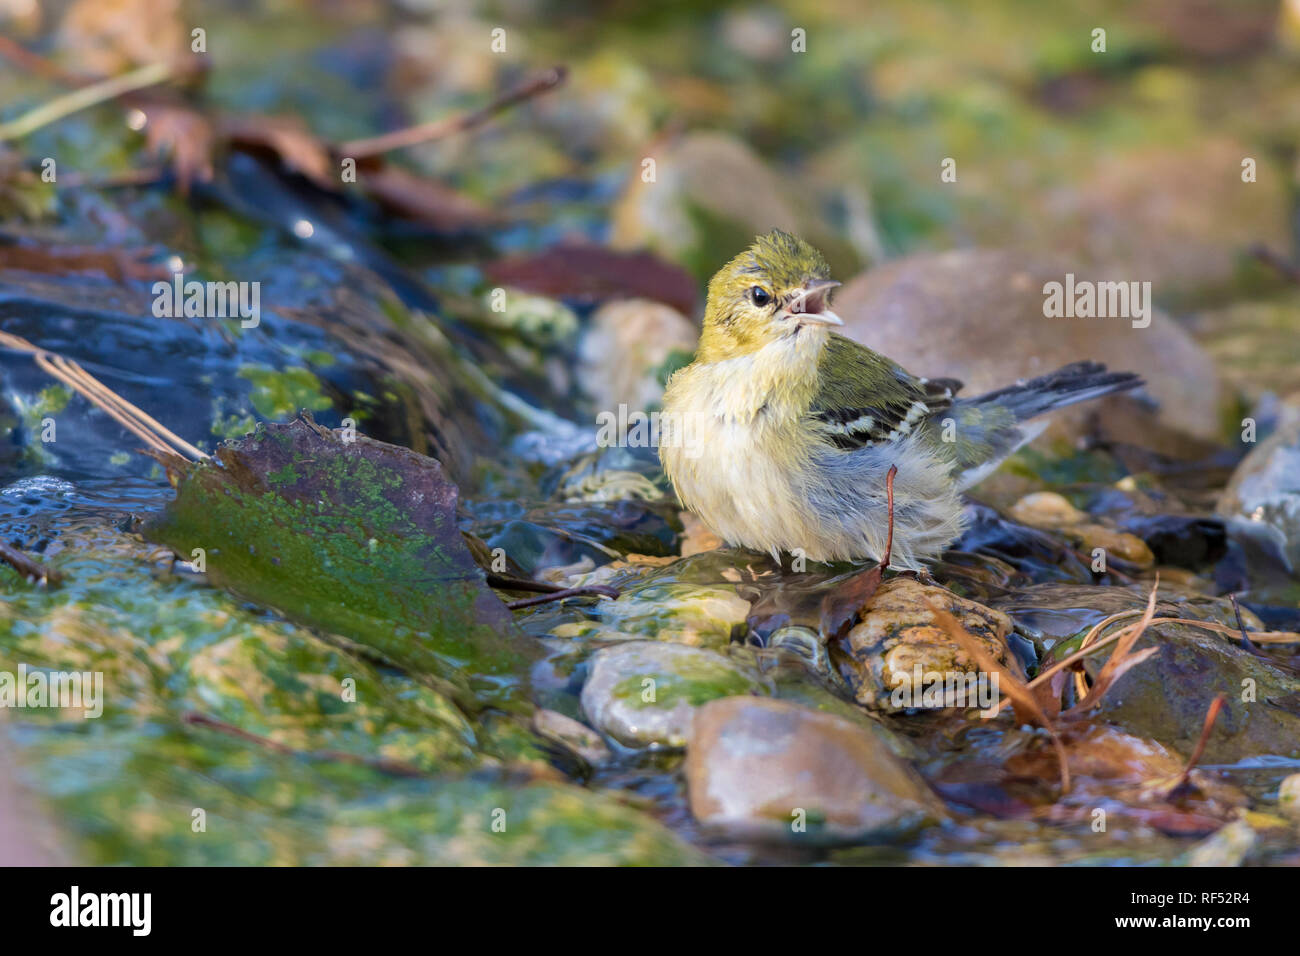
[[686, 696, 943, 838], [844, 577, 1018, 711]]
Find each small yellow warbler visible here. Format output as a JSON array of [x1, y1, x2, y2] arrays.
[[660, 230, 1142, 569]]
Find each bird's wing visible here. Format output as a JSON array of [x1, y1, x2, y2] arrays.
[[807, 334, 960, 451]]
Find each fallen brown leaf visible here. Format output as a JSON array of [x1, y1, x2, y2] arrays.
[[139, 102, 215, 193], [220, 113, 334, 189], [485, 241, 699, 316], [361, 163, 498, 232]]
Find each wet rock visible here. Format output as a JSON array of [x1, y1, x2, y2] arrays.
[[994, 584, 1300, 763], [580, 641, 769, 749], [1279, 773, 1300, 822], [531, 708, 613, 769], [1007, 491, 1155, 569], [1184, 819, 1257, 867], [1118, 514, 1228, 570], [1008, 492, 1088, 529], [1074, 524, 1155, 569], [609, 131, 860, 282], [1217, 406, 1300, 573], [842, 577, 1020, 712], [551, 580, 751, 649], [578, 298, 697, 414], [685, 696, 944, 839], [835, 249, 1222, 443]]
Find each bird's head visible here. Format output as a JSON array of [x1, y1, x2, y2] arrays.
[[697, 229, 841, 362]]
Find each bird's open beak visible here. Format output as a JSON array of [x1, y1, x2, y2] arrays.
[[784, 279, 843, 326]]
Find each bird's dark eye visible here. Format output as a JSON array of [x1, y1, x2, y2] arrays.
[[749, 286, 772, 307]]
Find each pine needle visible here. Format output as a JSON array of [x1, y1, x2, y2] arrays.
[[0, 329, 205, 461], [0, 61, 173, 142], [925, 597, 1071, 793], [1062, 578, 1161, 717]]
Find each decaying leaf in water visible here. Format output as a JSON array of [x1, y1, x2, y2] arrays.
[[485, 242, 699, 316], [0, 240, 165, 281], [360, 162, 498, 232], [220, 113, 335, 188], [143, 414, 540, 713], [139, 102, 215, 192]]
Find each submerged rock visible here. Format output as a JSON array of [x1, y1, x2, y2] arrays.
[[685, 697, 944, 840], [994, 583, 1300, 763], [1007, 491, 1155, 569], [842, 577, 1020, 712], [580, 641, 769, 749], [1008, 491, 1088, 529], [530, 708, 612, 770], [551, 580, 751, 649]]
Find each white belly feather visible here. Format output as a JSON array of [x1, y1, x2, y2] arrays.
[[659, 331, 966, 569]]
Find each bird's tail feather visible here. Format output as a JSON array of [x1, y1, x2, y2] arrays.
[[946, 361, 1143, 490], [966, 360, 1143, 422]]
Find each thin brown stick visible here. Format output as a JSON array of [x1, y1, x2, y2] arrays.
[[0, 36, 86, 85], [0, 541, 61, 585], [1145, 616, 1296, 643], [34, 353, 171, 456], [506, 586, 619, 610], [1229, 594, 1256, 651], [183, 712, 428, 778], [0, 61, 173, 142], [1250, 243, 1300, 284], [991, 603, 1299, 720], [337, 66, 568, 160], [1173, 694, 1225, 792], [1063, 578, 1159, 717], [43, 352, 204, 459], [0, 330, 205, 461], [882, 463, 898, 570]]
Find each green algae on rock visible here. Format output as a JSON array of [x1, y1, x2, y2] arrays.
[[580, 640, 770, 748], [550, 579, 752, 649], [143, 415, 539, 712]]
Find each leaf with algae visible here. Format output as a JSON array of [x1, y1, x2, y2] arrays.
[[143, 414, 538, 713]]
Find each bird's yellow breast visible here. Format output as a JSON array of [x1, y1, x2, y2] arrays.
[[660, 329, 828, 557]]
